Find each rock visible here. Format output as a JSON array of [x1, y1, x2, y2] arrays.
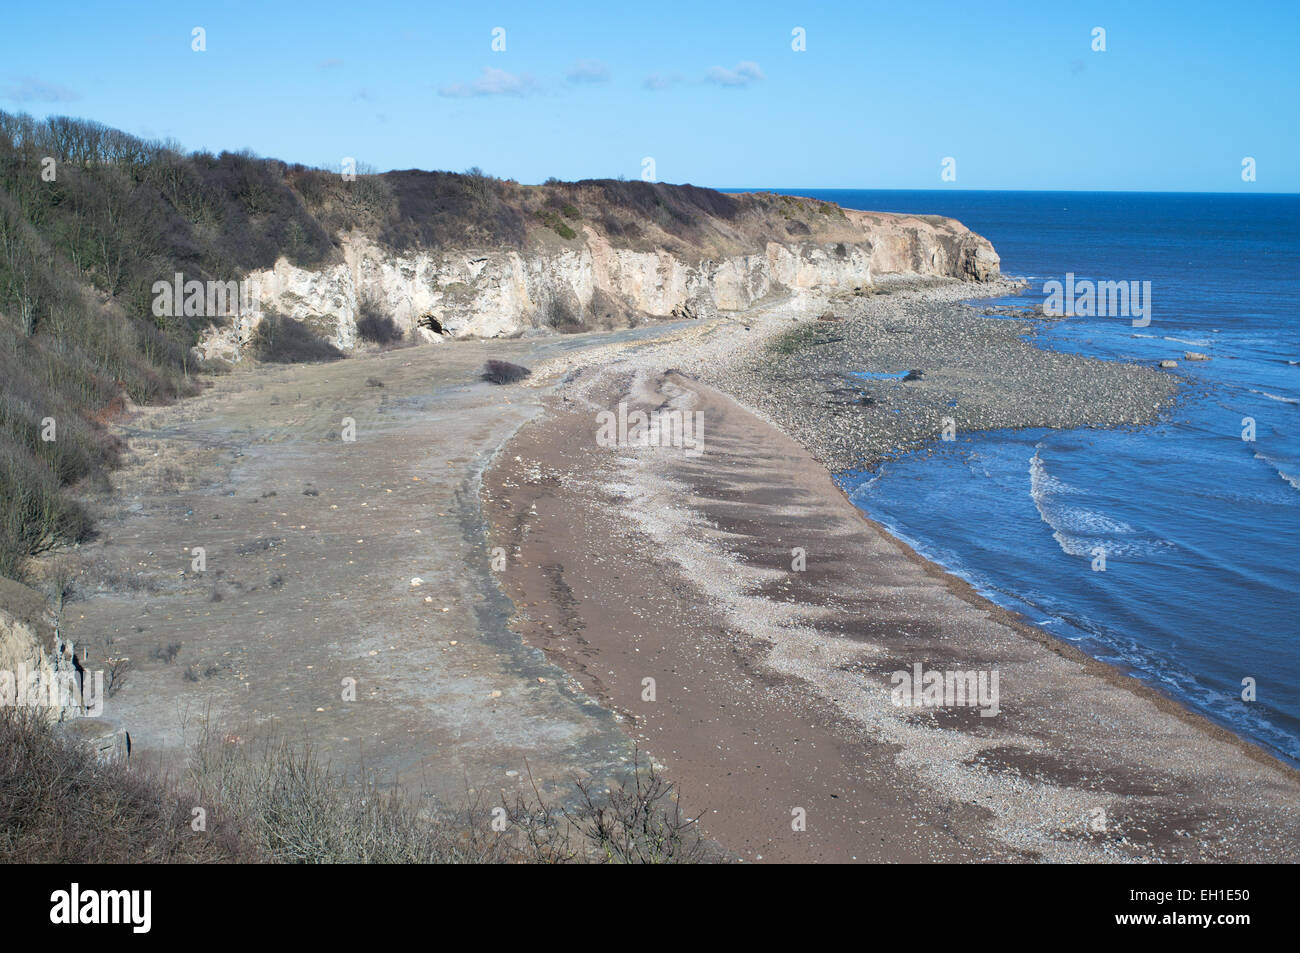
[[670, 291, 719, 323], [0, 578, 80, 724], [1160, 360, 1179, 368], [2, 578, 131, 757], [55, 719, 131, 763], [1184, 351, 1210, 361], [191, 208, 1000, 361]]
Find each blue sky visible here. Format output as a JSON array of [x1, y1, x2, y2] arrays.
[[1, 0, 1295, 191]]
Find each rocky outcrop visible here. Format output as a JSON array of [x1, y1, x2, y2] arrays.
[[0, 578, 73, 723], [0, 577, 125, 758], [193, 198, 1000, 363]]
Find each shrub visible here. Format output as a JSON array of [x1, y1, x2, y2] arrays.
[[0, 433, 93, 579], [355, 297, 404, 345], [251, 314, 344, 363], [535, 208, 578, 240], [0, 709, 253, 862], [150, 642, 182, 664], [1, 707, 715, 864], [482, 359, 531, 384]]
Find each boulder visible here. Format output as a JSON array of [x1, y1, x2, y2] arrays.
[[670, 291, 719, 323], [55, 718, 130, 762]]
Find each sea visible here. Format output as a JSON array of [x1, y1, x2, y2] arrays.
[[739, 189, 1300, 764]]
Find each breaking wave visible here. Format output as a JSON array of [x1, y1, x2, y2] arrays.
[[1249, 388, 1300, 405], [1255, 451, 1300, 492], [1028, 448, 1166, 559]]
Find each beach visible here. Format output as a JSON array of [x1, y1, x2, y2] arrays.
[[48, 280, 1300, 862], [484, 280, 1300, 862]]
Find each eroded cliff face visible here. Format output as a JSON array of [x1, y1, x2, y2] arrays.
[[194, 200, 999, 363], [0, 577, 130, 759], [0, 578, 73, 724]]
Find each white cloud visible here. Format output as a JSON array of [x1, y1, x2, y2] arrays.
[[438, 67, 540, 98], [705, 61, 764, 87]]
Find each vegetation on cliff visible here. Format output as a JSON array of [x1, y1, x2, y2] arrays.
[[0, 110, 985, 579]]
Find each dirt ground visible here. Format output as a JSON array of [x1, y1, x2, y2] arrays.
[[58, 323, 690, 805]]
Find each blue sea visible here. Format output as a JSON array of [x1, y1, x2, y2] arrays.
[[750, 190, 1300, 764]]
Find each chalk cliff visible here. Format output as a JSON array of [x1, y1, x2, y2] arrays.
[[194, 187, 999, 362]]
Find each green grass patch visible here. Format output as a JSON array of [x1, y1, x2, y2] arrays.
[[767, 324, 844, 355]]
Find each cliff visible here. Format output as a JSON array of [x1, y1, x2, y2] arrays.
[[0, 113, 999, 577], [194, 184, 999, 362]]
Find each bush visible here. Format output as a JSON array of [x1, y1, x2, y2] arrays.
[[355, 305, 404, 346], [251, 315, 344, 363], [535, 208, 578, 240], [0, 432, 93, 579], [0, 709, 253, 862], [0, 707, 715, 863], [150, 642, 182, 663], [482, 360, 531, 384]]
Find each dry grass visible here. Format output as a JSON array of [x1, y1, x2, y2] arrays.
[[0, 709, 715, 864], [0, 709, 253, 862]]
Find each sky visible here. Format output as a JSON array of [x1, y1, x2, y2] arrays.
[[0, 0, 1295, 191]]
